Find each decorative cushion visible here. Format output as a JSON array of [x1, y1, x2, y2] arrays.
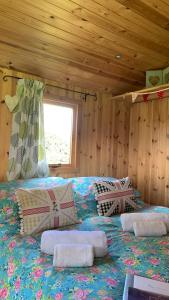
[[16, 182, 78, 235], [94, 177, 137, 216]]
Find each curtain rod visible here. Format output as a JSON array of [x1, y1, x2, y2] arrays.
[[2, 74, 97, 101]]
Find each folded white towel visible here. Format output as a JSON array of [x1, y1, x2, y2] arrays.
[[53, 244, 94, 267], [120, 212, 169, 232], [133, 221, 167, 237], [41, 230, 107, 257]]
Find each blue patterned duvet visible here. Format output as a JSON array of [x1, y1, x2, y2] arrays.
[[0, 177, 169, 300]]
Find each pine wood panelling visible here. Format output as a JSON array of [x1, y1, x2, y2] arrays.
[[129, 97, 169, 206], [0, 75, 15, 181], [116, 0, 169, 30], [0, 67, 130, 181], [79, 95, 130, 178], [115, 99, 131, 178], [95, 0, 169, 43], [1, 1, 169, 94], [165, 100, 169, 207]]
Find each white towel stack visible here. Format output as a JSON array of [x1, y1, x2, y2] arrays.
[[133, 221, 167, 237], [41, 230, 107, 267], [53, 244, 94, 267], [120, 212, 169, 237]]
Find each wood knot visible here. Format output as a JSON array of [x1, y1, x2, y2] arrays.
[[113, 134, 119, 139], [152, 139, 157, 143], [158, 176, 164, 180]]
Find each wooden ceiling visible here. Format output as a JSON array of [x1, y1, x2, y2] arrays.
[[0, 0, 169, 95]]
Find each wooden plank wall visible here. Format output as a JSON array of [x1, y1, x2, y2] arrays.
[[0, 68, 130, 181], [129, 97, 169, 206], [79, 94, 130, 178], [0, 71, 16, 181]]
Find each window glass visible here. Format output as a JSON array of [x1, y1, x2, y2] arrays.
[[43, 102, 73, 165]]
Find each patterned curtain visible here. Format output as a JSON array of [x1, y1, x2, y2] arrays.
[[7, 79, 49, 180]]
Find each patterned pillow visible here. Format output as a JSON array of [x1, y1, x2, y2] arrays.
[[94, 177, 138, 216], [16, 182, 78, 235]]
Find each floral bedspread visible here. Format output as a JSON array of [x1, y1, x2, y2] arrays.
[[0, 177, 169, 300]]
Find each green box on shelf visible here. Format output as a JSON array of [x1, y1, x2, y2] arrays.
[[163, 66, 169, 84], [146, 70, 163, 88]]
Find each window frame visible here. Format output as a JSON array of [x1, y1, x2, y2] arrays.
[[43, 98, 80, 173]]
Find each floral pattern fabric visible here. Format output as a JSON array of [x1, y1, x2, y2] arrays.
[[0, 177, 169, 300]]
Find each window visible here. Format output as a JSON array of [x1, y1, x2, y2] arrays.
[[43, 100, 78, 170]]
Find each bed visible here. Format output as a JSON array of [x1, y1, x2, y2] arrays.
[[0, 176, 169, 300]]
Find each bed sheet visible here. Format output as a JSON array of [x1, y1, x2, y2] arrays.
[[0, 177, 168, 300]]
